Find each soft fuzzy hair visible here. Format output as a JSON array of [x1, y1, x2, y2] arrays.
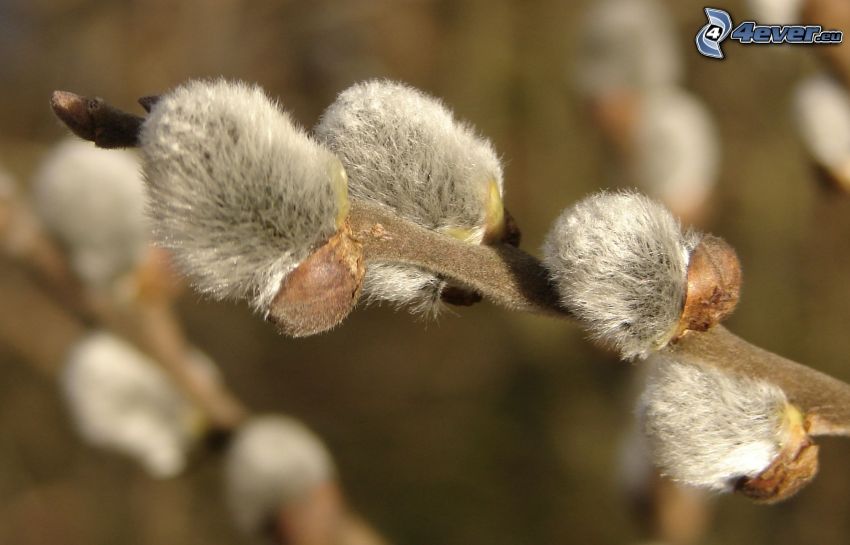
[[140, 79, 347, 312], [542, 191, 701, 359], [639, 355, 788, 491], [632, 88, 719, 217], [61, 331, 205, 478], [224, 415, 335, 537], [315, 79, 504, 314], [793, 74, 850, 175], [576, 0, 681, 96], [32, 139, 148, 287]]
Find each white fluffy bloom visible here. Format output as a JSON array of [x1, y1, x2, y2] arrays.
[[224, 415, 335, 537], [140, 79, 348, 312], [31, 139, 148, 287], [315, 79, 505, 315], [639, 355, 788, 491], [543, 191, 701, 359], [748, 0, 803, 25], [61, 331, 207, 478], [576, 0, 682, 96], [793, 73, 850, 185], [632, 88, 720, 219]]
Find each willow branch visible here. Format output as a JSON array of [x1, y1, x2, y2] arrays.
[[669, 326, 850, 437], [49, 89, 850, 438], [348, 202, 850, 435], [349, 200, 567, 317], [0, 260, 87, 377]]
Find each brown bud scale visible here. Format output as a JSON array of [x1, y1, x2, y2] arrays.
[[675, 235, 741, 339], [735, 437, 819, 503], [267, 222, 364, 337]]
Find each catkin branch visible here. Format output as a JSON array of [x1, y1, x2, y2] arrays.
[[670, 325, 850, 437], [349, 200, 567, 317], [49, 89, 850, 437]]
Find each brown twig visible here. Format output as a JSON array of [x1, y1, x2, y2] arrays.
[[669, 326, 850, 437], [349, 200, 567, 317], [0, 260, 87, 377]]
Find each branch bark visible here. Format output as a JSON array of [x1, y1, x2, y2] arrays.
[[349, 200, 567, 317], [669, 326, 850, 437]]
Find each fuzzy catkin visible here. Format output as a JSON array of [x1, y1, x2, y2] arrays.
[[140, 79, 348, 312], [576, 0, 682, 96], [543, 191, 701, 359], [61, 331, 206, 478], [793, 73, 850, 177], [224, 415, 335, 537], [632, 88, 719, 217], [639, 355, 787, 491], [32, 139, 148, 287], [315, 79, 505, 315]]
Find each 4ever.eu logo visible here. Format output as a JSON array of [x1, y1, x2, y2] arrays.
[[695, 7, 844, 59]]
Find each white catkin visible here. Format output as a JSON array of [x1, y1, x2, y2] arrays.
[[747, 0, 803, 25], [224, 415, 335, 537], [575, 0, 682, 96], [542, 191, 701, 359], [639, 354, 788, 491], [793, 73, 850, 178], [632, 88, 720, 217], [140, 79, 347, 312], [315, 79, 504, 316], [32, 139, 148, 287], [61, 331, 205, 479]]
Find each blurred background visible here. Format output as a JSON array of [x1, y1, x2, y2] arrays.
[[1, 0, 850, 543]]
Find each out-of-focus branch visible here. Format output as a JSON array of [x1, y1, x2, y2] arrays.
[[1, 187, 247, 431], [0, 261, 86, 377]]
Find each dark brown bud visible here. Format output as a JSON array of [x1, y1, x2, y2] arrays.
[[675, 235, 742, 339], [50, 90, 143, 148], [267, 222, 364, 337], [138, 95, 161, 113]]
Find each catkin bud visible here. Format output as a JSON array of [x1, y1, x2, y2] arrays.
[[639, 355, 818, 500], [224, 415, 335, 538], [61, 331, 209, 478], [576, 0, 682, 97], [31, 139, 148, 288], [632, 88, 720, 222], [542, 191, 740, 359], [140, 79, 363, 335], [792, 73, 850, 191], [748, 0, 803, 25], [315, 79, 510, 315]]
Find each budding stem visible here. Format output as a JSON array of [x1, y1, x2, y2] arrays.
[[47, 89, 850, 439], [348, 200, 567, 317]]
